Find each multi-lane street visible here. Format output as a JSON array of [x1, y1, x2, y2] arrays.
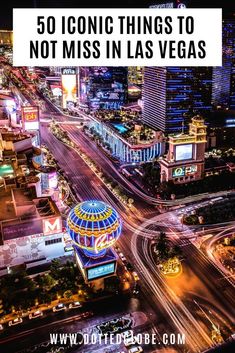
[[39, 120, 235, 352]]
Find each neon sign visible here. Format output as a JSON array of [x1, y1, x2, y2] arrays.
[[87, 262, 115, 280]]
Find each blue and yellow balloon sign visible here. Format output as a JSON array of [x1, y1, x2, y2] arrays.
[[66, 200, 122, 258]]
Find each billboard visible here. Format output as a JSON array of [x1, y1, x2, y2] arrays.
[[63, 233, 74, 252], [61, 67, 77, 108], [79, 67, 127, 110], [185, 165, 197, 175], [48, 171, 58, 189], [5, 99, 16, 113], [175, 144, 193, 161], [22, 106, 39, 130], [3, 219, 43, 240], [87, 262, 115, 281], [51, 85, 62, 97], [43, 216, 62, 236]]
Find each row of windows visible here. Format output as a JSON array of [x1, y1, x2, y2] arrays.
[[45, 238, 62, 246]]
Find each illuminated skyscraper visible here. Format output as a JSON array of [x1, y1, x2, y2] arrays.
[[212, 65, 231, 108], [144, 0, 213, 134], [212, 20, 235, 109], [79, 67, 128, 110], [143, 67, 212, 134], [143, 67, 192, 133], [226, 20, 235, 109], [192, 67, 212, 113]]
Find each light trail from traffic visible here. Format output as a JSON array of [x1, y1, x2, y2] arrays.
[[131, 220, 213, 353], [3, 64, 235, 353]]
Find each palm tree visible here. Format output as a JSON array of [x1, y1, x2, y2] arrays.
[[63, 290, 73, 300], [154, 232, 171, 262], [50, 259, 61, 280]]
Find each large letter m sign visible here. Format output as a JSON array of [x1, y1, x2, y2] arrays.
[[43, 217, 62, 235]]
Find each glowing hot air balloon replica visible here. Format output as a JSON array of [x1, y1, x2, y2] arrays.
[[66, 200, 122, 284]]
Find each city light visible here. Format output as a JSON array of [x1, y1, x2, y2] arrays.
[[61, 67, 77, 108], [66, 200, 122, 257]]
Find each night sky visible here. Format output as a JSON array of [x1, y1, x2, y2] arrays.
[[0, 0, 234, 29]]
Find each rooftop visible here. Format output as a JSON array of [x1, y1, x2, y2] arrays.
[[1, 130, 32, 142], [90, 110, 163, 146], [0, 186, 61, 243]]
